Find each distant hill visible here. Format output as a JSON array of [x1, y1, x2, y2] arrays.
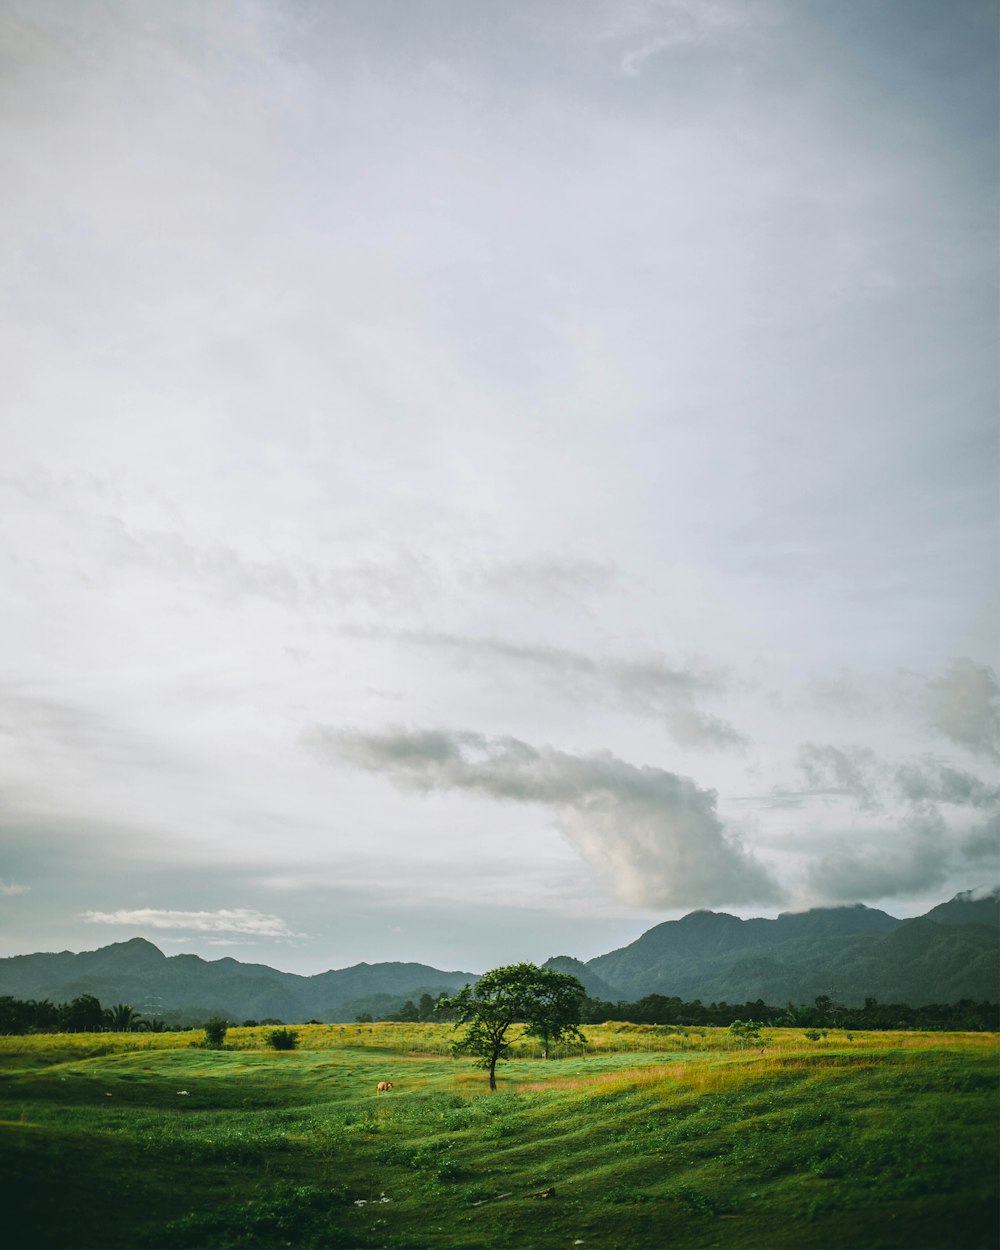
[[541, 955, 621, 1002], [921, 886, 1000, 929], [0, 888, 996, 1021], [582, 890, 999, 1007], [0, 938, 478, 1024]]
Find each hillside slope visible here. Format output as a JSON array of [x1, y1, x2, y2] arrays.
[[583, 892, 998, 1006], [0, 938, 478, 1023]]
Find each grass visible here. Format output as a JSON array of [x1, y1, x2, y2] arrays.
[[0, 1025, 995, 1249]]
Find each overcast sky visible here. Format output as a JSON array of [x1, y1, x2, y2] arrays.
[[2, 0, 997, 977]]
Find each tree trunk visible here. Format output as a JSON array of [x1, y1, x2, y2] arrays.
[[488, 1053, 498, 1091]]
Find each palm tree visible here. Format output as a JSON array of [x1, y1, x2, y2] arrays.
[[104, 1003, 142, 1033]]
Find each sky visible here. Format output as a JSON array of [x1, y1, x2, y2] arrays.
[[1, 0, 998, 977]]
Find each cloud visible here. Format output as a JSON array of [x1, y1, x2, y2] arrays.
[[475, 556, 618, 607], [894, 759, 1000, 810], [804, 808, 951, 902], [82, 908, 300, 937], [790, 737, 1000, 901], [951, 884, 1000, 902], [797, 742, 885, 812], [925, 659, 1000, 761], [0, 879, 30, 896], [335, 627, 747, 750], [305, 725, 781, 909], [1, 473, 440, 613], [962, 815, 1000, 864], [606, 0, 755, 76]]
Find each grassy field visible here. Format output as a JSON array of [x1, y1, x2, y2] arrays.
[[0, 1024, 995, 1250]]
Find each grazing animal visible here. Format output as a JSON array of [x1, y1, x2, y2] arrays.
[[376, 1081, 393, 1094]]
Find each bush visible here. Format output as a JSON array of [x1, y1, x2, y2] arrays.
[[728, 1019, 763, 1048], [204, 1018, 228, 1048], [267, 1027, 298, 1050]]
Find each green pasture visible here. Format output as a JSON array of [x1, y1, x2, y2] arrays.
[[0, 1025, 996, 1249]]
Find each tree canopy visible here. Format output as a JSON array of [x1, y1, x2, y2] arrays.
[[437, 962, 586, 1090]]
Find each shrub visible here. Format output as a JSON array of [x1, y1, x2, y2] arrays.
[[728, 1019, 764, 1048], [204, 1018, 228, 1048], [267, 1027, 298, 1050]]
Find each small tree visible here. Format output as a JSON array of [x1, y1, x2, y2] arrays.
[[267, 1027, 298, 1050], [204, 1018, 228, 1048], [727, 1019, 763, 1048], [438, 963, 586, 1091]]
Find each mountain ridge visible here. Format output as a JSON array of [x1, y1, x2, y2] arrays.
[[1, 887, 996, 1021]]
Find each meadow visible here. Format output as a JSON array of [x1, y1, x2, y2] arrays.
[[0, 1023, 996, 1250]]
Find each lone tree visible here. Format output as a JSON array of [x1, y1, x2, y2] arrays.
[[438, 963, 586, 1090]]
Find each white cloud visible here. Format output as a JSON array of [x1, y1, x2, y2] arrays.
[[0, 879, 30, 896], [82, 908, 301, 937], [306, 725, 782, 909]]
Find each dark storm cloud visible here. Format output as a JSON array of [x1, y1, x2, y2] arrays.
[[304, 725, 781, 908]]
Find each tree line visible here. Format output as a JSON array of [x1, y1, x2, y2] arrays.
[[0, 993, 158, 1035], [1, 986, 996, 1037], [580, 993, 999, 1032]]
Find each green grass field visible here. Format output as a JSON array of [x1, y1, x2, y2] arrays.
[[0, 1024, 996, 1250]]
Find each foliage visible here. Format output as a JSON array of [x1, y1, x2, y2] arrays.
[[727, 1019, 764, 1048], [203, 1018, 228, 1048], [267, 1027, 298, 1050], [438, 963, 586, 1090], [581, 992, 1000, 1032], [61, 995, 105, 1033], [104, 1003, 142, 1033], [522, 969, 587, 1058]]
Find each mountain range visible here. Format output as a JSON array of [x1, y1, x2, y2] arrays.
[[1, 887, 996, 1023]]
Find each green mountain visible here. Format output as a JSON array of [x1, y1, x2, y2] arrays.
[[583, 889, 999, 1006], [0, 938, 478, 1024], [540, 955, 621, 1002], [0, 888, 995, 1021]]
